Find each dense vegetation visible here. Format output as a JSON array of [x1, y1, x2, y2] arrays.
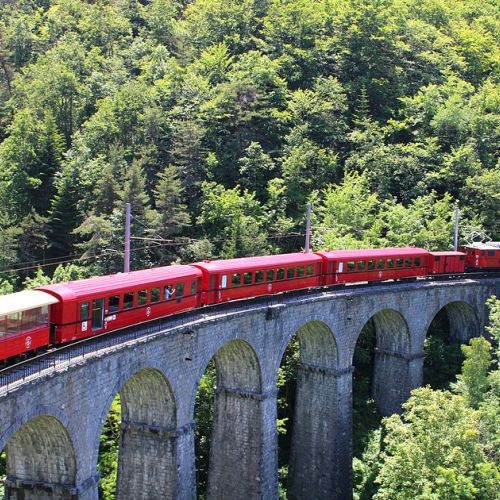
[[353, 296, 500, 499], [0, 0, 498, 498], [0, 0, 498, 290]]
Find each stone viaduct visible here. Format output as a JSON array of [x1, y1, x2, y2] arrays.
[[0, 277, 498, 500]]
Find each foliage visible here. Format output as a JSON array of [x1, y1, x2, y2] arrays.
[[195, 359, 216, 498], [0, 0, 499, 496], [374, 388, 498, 499], [98, 395, 121, 500]]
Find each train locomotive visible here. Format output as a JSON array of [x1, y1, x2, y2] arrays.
[[0, 244, 499, 363]]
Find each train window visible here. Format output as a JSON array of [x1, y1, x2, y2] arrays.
[[306, 265, 314, 276], [22, 308, 38, 330], [176, 282, 185, 297], [368, 260, 375, 270], [396, 258, 403, 268], [460, 255, 465, 261], [124, 292, 134, 309], [347, 261, 355, 272], [297, 266, 305, 277], [277, 268, 285, 280], [0, 316, 5, 336], [405, 258, 412, 268], [138, 290, 148, 306], [232, 273, 241, 286], [7, 312, 21, 334], [415, 257, 421, 267], [244, 272, 253, 285], [164, 285, 173, 300], [191, 280, 197, 295], [434, 256, 441, 262], [80, 302, 90, 320], [151, 288, 160, 303], [287, 267, 295, 279], [387, 259, 394, 269], [108, 295, 120, 313], [221, 275, 227, 289], [255, 271, 264, 283], [357, 261, 365, 271], [481, 251, 486, 256], [266, 270, 274, 282], [488, 250, 495, 256], [377, 259, 384, 269]]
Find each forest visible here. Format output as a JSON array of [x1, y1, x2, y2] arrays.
[[0, 0, 498, 498]]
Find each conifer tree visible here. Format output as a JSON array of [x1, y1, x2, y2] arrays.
[[47, 164, 82, 257]]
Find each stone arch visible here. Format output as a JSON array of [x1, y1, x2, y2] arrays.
[[119, 367, 176, 428], [428, 300, 480, 344], [423, 301, 480, 389], [212, 338, 262, 393], [283, 320, 349, 500], [196, 339, 264, 499], [4, 415, 77, 498], [356, 308, 412, 416], [294, 319, 339, 367], [107, 368, 177, 500]]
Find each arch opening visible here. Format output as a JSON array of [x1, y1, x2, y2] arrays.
[[352, 309, 411, 498], [194, 339, 262, 499], [424, 301, 479, 389], [353, 309, 411, 447], [98, 367, 177, 500], [2, 415, 77, 498], [278, 320, 343, 499]]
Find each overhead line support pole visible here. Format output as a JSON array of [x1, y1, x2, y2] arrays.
[[454, 206, 460, 252], [305, 203, 312, 253], [124, 202, 131, 273]]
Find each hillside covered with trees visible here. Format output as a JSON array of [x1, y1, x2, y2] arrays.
[[0, 0, 498, 288], [0, 0, 499, 498]]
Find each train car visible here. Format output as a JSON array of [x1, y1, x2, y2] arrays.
[[38, 265, 203, 344], [0, 290, 59, 362], [193, 253, 323, 305], [315, 247, 430, 285], [428, 251, 466, 274], [460, 243, 500, 270]]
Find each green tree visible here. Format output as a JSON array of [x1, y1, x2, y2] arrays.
[[375, 388, 498, 500], [454, 337, 492, 409], [314, 172, 380, 249], [197, 181, 268, 257], [238, 141, 275, 197]]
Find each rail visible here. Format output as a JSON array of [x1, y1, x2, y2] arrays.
[[0, 273, 498, 397]]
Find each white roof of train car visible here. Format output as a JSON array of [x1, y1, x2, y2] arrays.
[[0, 290, 59, 316]]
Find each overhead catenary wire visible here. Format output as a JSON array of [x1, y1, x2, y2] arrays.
[[0, 232, 307, 277]]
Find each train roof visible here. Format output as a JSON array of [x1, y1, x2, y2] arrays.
[[462, 242, 500, 250], [429, 251, 465, 256], [192, 252, 322, 273], [38, 265, 202, 301], [0, 290, 59, 316], [315, 247, 430, 260]]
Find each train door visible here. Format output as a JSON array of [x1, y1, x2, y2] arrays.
[[92, 298, 105, 331]]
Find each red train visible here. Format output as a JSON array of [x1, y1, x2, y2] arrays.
[[0, 244, 499, 363]]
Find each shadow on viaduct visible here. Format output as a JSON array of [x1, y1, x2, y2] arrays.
[[0, 278, 498, 500]]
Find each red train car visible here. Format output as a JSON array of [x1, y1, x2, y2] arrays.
[[460, 244, 500, 270], [0, 290, 58, 361], [315, 247, 430, 285], [193, 253, 323, 305], [428, 251, 466, 274], [38, 265, 202, 343]]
